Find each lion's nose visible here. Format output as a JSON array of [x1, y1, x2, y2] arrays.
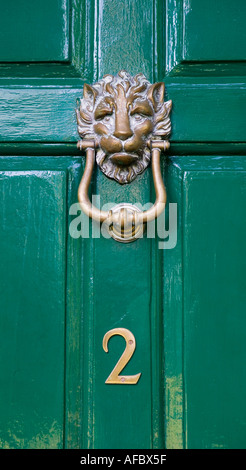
[[114, 111, 133, 140], [114, 128, 133, 140]]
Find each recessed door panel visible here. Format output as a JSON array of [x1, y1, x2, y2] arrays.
[[0, 0, 69, 61]]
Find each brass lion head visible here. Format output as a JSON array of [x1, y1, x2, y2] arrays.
[[76, 70, 172, 184]]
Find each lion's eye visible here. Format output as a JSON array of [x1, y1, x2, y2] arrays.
[[98, 114, 113, 123], [131, 113, 145, 123]]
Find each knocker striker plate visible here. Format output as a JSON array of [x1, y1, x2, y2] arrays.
[[76, 70, 172, 243]]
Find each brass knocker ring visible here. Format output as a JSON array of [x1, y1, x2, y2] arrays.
[[77, 139, 169, 243]]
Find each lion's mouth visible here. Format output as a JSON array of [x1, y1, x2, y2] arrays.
[[109, 152, 139, 166]]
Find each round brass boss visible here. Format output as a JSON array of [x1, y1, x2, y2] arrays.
[[107, 203, 144, 243]]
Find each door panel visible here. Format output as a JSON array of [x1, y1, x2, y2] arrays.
[[164, 156, 246, 449], [184, 164, 246, 450], [0, 163, 67, 448], [0, 157, 85, 449], [182, 0, 246, 61], [0, 0, 69, 62], [166, 0, 246, 68]]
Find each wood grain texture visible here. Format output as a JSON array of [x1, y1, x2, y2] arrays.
[[96, 0, 154, 79], [71, 0, 95, 78], [0, 81, 245, 143]]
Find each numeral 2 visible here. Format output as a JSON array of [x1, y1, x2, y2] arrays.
[[102, 328, 141, 384]]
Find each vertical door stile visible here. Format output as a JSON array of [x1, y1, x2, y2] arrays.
[[79, 0, 166, 449]]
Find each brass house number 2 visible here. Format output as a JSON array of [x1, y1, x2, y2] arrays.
[[102, 328, 141, 384]]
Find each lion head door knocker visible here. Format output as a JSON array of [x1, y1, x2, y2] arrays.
[[76, 70, 172, 243]]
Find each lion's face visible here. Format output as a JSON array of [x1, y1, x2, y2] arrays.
[[76, 71, 172, 184]]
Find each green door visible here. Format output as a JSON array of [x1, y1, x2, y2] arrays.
[[0, 0, 246, 449]]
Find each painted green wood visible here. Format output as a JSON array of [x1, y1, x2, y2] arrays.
[[183, 0, 246, 61], [163, 162, 184, 449], [0, 2, 245, 144], [79, 0, 164, 449], [0, 0, 93, 80], [0, 0, 69, 62], [80, 173, 163, 449], [1, 142, 246, 157], [165, 0, 246, 72], [65, 161, 84, 448], [165, 80, 246, 143], [163, 0, 246, 143], [0, 156, 84, 449], [96, 0, 154, 78], [1, 0, 246, 451], [70, 0, 95, 78], [164, 156, 246, 449], [0, 80, 245, 143], [0, 164, 67, 448]]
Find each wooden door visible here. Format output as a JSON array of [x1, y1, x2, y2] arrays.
[[0, 0, 246, 449]]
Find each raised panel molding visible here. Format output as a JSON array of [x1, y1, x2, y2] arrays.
[[165, 0, 246, 72], [164, 156, 246, 448], [0, 164, 67, 448]]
